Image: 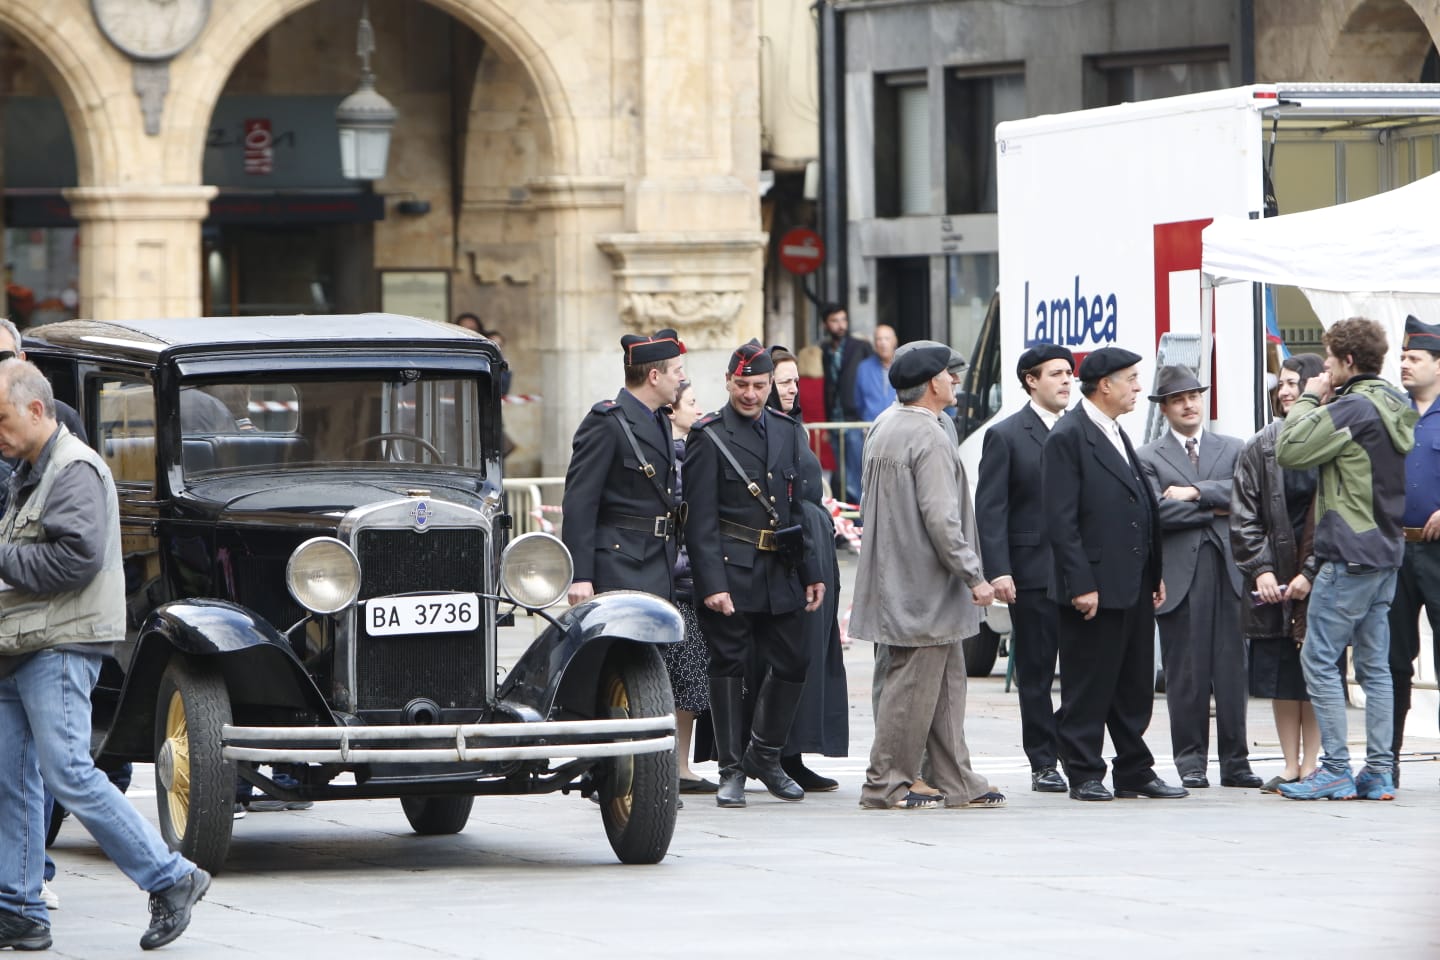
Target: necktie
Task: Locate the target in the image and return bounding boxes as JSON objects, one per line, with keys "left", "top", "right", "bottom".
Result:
{"left": 1185, "top": 437, "right": 1199, "bottom": 469}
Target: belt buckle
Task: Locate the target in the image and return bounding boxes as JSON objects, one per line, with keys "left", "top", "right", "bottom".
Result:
{"left": 756, "top": 529, "right": 775, "bottom": 551}
{"left": 652, "top": 516, "right": 669, "bottom": 538}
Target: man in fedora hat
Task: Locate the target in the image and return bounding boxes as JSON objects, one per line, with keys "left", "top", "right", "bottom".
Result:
{"left": 1137, "top": 365, "right": 1259, "bottom": 789}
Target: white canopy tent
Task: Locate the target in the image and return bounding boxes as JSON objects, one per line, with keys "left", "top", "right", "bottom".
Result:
{"left": 1202, "top": 170, "right": 1440, "bottom": 381}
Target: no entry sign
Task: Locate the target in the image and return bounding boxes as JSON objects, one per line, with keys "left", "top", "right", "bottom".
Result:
{"left": 778, "top": 227, "right": 824, "bottom": 275}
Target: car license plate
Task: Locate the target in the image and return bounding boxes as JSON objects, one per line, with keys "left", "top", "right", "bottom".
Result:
{"left": 365, "top": 594, "right": 480, "bottom": 636}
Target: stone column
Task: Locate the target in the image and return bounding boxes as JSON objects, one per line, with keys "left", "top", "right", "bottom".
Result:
{"left": 63, "top": 186, "right": 217, "bottom": 321}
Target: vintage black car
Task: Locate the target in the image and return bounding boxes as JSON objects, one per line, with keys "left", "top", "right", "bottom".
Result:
{"left": 23, "top": 315, "right": 681, "bottom": 872}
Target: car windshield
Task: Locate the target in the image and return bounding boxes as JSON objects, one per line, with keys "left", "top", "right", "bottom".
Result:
{"left": 177, "top": 374, "right": 487, "bottom": 479}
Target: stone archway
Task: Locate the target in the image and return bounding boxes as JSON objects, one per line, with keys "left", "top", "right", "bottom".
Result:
{"left": 1255, "top": 0, "right": 1440, "bottom": 80}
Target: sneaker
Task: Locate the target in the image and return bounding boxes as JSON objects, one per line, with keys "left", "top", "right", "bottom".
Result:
{"left": 232, "top": 803, "right": 247, "bottom": 820}
{"left": 0, "top": 908, "right": 52, "bottom": 950}
{"left": 1277, "top": 766, "right": 1357, "bottom": 800}
{"left": 246, "top": 798, "right": 314, "bottom": 812}
{"left": 40, "top": 880, "right": 59, "bottom": 910}
{"left": 140, "top": 868, "right": 211, "bottom": 951}
{"left": 1355, "top": 766, "right": 1396, "bottom": 801}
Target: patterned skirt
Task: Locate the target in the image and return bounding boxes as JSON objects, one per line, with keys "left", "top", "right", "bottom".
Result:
{"left": 662, "top": 600, "right": 711, "bottom": 713}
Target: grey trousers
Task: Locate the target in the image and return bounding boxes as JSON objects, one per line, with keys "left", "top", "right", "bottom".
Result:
{"left": 862, "top": 641, "right": 990, "bottom": 807}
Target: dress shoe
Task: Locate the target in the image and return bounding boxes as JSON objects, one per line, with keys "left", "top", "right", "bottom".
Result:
{"left": 1115, "top": 777, "right": 1189, "bottom": 799}
{"left": 140, "top": 868, "right": 210, "bottom": 951}
{"left": 1031, "top": 766, "right": 1067, "bottom": 793}
{"left": 782, "top": 754, "right": 839, "bottom": 792}
{"left": 1068, "top": 779, "right": 1113, "bottom": 801}
{"left": 1220, "top": 771, "right": 1264, "bottom": 789}
{"left": 678, "top": 776, "right": 719, "bottom": 794}
{"left": 0, "top": 908, "right": 52, "bottom": 950}
{"left": 1181, "top": 772, "right": 1210, "bottom": 789}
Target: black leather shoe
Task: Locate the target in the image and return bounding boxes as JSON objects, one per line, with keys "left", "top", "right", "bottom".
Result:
{"left": 1068, "top": 779, "right": 1113, "bottom": 801}
{"left": 1031, "top": 766, "right": 1068, "bottom": 793}
{"left": 0, "top": 908, "right": 52, "bottom": 951}
{"left": 716, "top": 769, "right": 747, "bottom": 808}
{"left": 1115, "top": 777, "right": 1189, "bottom": 799}
{"left": 782, "top": 754, "right": 839, "bottom": 792}
{"left": 1181, "top": 772, "right": 1210, "bottom": 789}
{"left": 1221, "top": 771, "right": 1264, "bottom": 788}
{"left": 140, "top": 868, "right": 210, "bottom": 950}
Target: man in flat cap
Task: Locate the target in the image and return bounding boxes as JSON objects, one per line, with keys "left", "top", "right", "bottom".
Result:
{"left": 684, "top": 340, "right": 826, "bottom": 808}
{"left": 852, "top": 342, "right": 1004, "bottom": 809}
{"left": 1137, "top": 366, "right": 1258, "bottom": 790}
{"left": 1042, "top": 346, "right": 1186, "bottom": 801}
{"left": 1387, "top": 315, "right": 1440, "bottom": 777}
{"left": 975, "top": 342, "right": 1073, "bottom": 794}
{"left": 562, "top": 329, "right": 686, "bottom": 605}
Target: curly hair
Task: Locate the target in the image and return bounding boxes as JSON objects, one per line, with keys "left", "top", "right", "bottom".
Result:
{"left": 1322, "top": 317, "right": 1388, "bottom": 375}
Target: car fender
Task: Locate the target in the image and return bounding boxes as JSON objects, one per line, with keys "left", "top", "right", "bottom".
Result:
{"left": 497, "top": 591, "right": 682, "bottom": 720}
{"left": 97, "top": 599, "right": 333, "bottom": 762}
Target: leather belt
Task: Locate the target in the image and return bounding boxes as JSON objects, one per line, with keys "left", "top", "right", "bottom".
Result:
{"left": 601, "top": 511, "right": 674, "bottom": 538}
{"left": 720, "top": 519, "right": 779, "bottom": 551}
{"left": 1403, "top": 527, "right": 1427, "bottom": 544}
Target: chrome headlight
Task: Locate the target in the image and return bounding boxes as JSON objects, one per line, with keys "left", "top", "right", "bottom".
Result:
{"left": 286, "top": 537, "right": 361, "bottom": 615}
{"left": 500, "top": 532, "right": 573, "bottom": 608}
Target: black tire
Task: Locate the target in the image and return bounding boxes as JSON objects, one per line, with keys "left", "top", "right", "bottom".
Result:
{"left": 963, "top": 623, "right": 1002, "bottom": 677}
{"left": 596, "top": 645, "right": 677, "bottom": 865}
{"left": 45, "top": 801, "right": 66, "bottom": 847}
{"left": 154, "top": 656, "right": 235, "bottom": 874}
{"left": 400, "top": 795, "right": 475, "bottom": 835}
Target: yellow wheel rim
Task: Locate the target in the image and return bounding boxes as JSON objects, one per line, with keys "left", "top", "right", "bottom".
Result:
{"left": 605, "top": 673, "right": 633, "bottom": 826}
{"left": 163, "top": 691, "right": 192, "bottom": 838}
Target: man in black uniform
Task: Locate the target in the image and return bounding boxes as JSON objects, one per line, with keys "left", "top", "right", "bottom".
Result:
{"left": 975, "top": 343, "right": 1073, "bottom": 794}
{"left": 562, "top": 329, "right": 686, "bottom": 604}
{"left": 1041, "top": 346, "right": 1186, "bottom": 802}
{"left": 685, "top": 340, "right": 826, "bottom": 808}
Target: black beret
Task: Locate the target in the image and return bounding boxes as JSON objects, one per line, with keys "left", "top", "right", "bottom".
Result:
{"left": 621, "top": 328, "right": 686, "bottom": 364}
{"left": 889, "top": 341, "right": 952, "bottom": 389}
{"left": 1078, "top": 346, "right": 1143, "bottom": 382}
{"left": 1016, "top": 343, "right": 1074, "bottom": 386}
{"left": 1403, "top": 315, "right": 1440, "bottom": 352}
{"left": 729, "top": 339, "right": 774, "bottom": 377}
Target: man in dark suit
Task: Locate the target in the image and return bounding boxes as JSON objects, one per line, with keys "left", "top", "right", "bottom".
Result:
{"left": 1042, "top": 347, "right": 1187, "bottom": 802}
{"left": 976, "top": 343, "right": 1073, "bottom": 794}
{"left": 686, "top": 340, "right": 826, "bottom": 808}
{"left": 1138, "top": 366, "right": 1260, "bottom": 789}
{"left": 561, "top": 329, "right": 686, "bottom": 603}
{"left": 819, "top": 302, "right": 873, "bottom": 505}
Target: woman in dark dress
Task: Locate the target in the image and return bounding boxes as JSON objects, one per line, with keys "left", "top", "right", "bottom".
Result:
{"left": 1230, "top": 353, "right": 1324, "bottom": 792}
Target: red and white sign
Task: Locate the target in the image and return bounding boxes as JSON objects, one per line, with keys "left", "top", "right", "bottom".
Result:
{"left": 778, "top": 227, "right": 824, "bottom": 275}
{"left": 243, "top": 119, "right": 274, "bottom": 176}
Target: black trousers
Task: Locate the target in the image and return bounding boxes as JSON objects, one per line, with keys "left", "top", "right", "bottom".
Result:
{"left": 1055, "top": 592, "right": 1157, "bottom": 787}
{"left": 1011, "top": 588, "right": 1062, "bottom": 771}
{"left": 1388, "top": 540, "right": 1440, "bottom": 760}
{"left": 698, "top": 607, "right": 809, "bottom": 684}
{"left": 1156, "top": 542, "right": 1251, "bottom": 778}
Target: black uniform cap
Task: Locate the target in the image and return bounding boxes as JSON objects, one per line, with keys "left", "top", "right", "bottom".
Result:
{"left": 1403, "top": 315, "right": 1440, "bottom": 352}
{"left": 729, "top": 339, "right": 774, "bottom": 377}
{"left": 621, "top": 328, "right": 686, "bottom": 364}
{"left": 1077, "top": 346, "right": 1143, "bottom": 382}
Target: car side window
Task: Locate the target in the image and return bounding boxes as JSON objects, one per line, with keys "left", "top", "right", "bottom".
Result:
{"left": 94, "top": 376, "right": 156, "bottom": 488}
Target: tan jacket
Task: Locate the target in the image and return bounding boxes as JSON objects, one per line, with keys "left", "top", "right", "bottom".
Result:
{"left": 849, "top": 405, "right": 984, "bottom": 647}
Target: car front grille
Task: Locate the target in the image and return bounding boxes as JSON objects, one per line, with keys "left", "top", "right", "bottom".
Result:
{"left": 354, "top": 527, "right": 487, "bottom": 711}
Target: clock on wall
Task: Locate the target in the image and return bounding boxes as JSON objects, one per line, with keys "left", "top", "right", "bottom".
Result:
{"left": 92, "top": 0, "right": 211, "bottom": 61}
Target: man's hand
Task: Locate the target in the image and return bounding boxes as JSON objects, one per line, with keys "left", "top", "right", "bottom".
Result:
{"left": 804, "top": 582, "right": 826, "bottom": 612}
{"left": 971, "top": 581, "right": 996, "bottom": 607}
{"left": 1072, "top": 591, "right": 1099, "bottom": 620}
{"left": 704, "top": 591, "right": 735, "bottom": 616}
{"left": 1161, "top": 485, "right": 1201, "bottom": 502}
{"left": 1254, "top": 571, "right": 1284, "bottom": 604}
{"left": 1286, "top": 573, "right": 1312, "bottom": 601}
{"left": 1153, "top": 579, "right": 1167, "bottom": 610}
{"left": 567, "top": 581, "right": 595, "bottom": 606}
{"left": 1304, "top": 373, "right": 1333, "bottom": 402}
{"left": 1425, "top": 509, "right": 1440, "bottom": 542}
{"left": 991, "top": 575, "right": 1017, "bottom": 603}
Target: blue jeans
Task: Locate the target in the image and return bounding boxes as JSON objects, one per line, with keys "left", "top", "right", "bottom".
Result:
{"left": 0, "top": 649, "right": 192, "bottom": 925}
{"left": 1301, "top": 562, "right": 1398, "bottom": 775}
{"left": 828, "top": 427, "right": 865, "bottom": 507}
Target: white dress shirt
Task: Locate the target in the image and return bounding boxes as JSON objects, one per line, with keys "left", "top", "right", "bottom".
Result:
{"left": 1081, "top": 397, "right": 1129, "bottom": 462}
{"left": 1171, "top": 428, "right": 1202, "bottom": 458}
{"left": 1029, "top": 400, "right": 1060, "bottom": 431}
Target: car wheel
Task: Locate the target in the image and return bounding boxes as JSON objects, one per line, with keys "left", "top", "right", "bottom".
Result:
{"left": 596, "top": 645, "right": 677, "bottom": 865}
{"left": 154, "top": 656, "right": 235, "bottom": 874}
{"left": 400, "top": 795, "right": 475, "bottom": 835}
{"left": 45, "top": 801, "right": 67, "bottom": 847}
{"left": 963, "top": 623, "right": 1002, "bottom": 677}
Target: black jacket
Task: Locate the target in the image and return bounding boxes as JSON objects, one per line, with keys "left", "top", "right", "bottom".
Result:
{"left": 560, "top": 390, "right": 678, "bottom": 599}
{"left": 1042, "top": 406, "right": 1163, "bottom": 609}
{"left": 1230, "top": 420, "right": 1317, "bottom": 639}
{"left": 821, "top": 335, "right": 873, "bottom": 421}
{"left": 975, "top": 404, "right": 1053, "bottom": 590}
{"left": 683, "top": 403, "right": 822, "bottom": 613}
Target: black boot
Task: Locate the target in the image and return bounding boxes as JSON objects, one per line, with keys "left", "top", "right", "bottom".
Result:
{"left": 709, "top": 677, "right": 747, "bottom": 808}
{"left": 741, "top": 676, "right": 805, "bottom": 801}
{"left": 782, "top": 753, "right": 839, "bottom": 792}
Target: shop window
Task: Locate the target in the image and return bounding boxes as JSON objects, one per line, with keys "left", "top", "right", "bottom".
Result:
{"left": 945, "top": 65, "right": 1025, "bottom": 214}
{"left": 874, "top": 72, "right": 931, "bottom": 218}
{"left": 1084, "top": 46, "right": 1231, "bottom": 108}
{"left": 4, "top": 228, "right": 80, "bottom": 330}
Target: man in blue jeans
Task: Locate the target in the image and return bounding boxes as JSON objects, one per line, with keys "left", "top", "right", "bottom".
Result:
{"left": 0, "top": 360, "right": 210, "bottom": 951}
{"left": 1275, "top": 317, "right": 1418, "bottom": 801}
